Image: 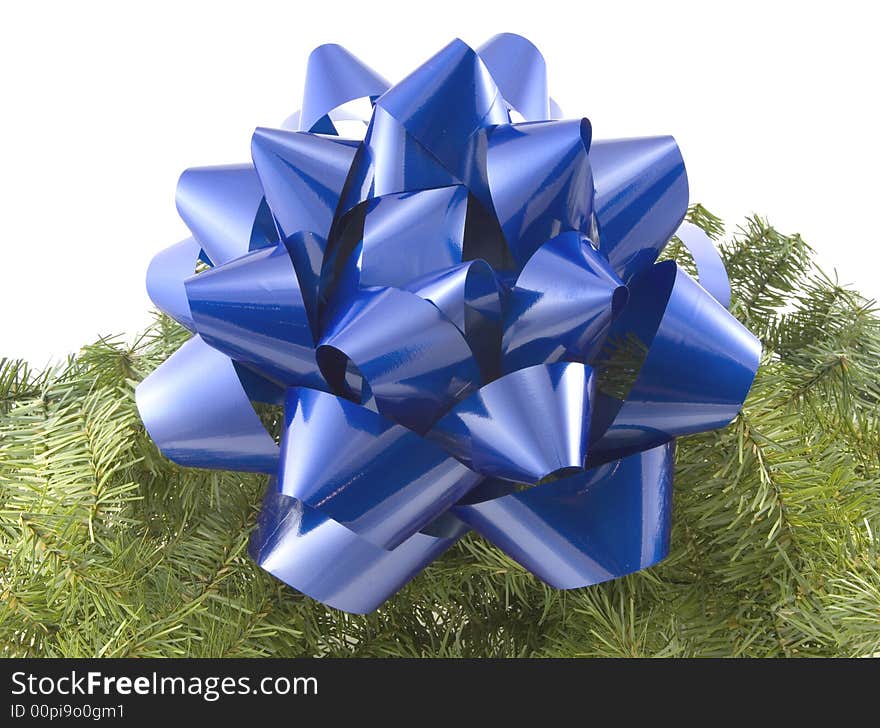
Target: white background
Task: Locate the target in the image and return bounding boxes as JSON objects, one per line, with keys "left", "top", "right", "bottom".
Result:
{"left": 2, "top": 1, "right": 878, "bottom": 365}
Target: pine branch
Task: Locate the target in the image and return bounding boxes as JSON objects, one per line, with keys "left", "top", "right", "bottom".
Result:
{"left": 1, "top": 208, "right": 879, "bottom": 657}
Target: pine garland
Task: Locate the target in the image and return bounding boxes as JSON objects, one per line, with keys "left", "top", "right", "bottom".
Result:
{"left": 1, "top": 206, "right": 878, "bottom": 657}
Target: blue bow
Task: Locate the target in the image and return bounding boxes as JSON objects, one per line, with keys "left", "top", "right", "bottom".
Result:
{"left": 137, "top": 34, "right": 760, "bottom": 614}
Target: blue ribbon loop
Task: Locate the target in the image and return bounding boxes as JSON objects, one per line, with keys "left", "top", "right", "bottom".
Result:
{"left": 429, "top": 362, "right": 593, "bottom": 484}
{"left": 359, "top": 185, "right": 470, "bottom": 288}
{"left": 590, "top": 136, "right": 690, "bottom": 282}
{"left": 145, "top": 236, "right": 201, "bottom": 332}
{"left": 477, "top": 33, "right": 550, "bottom": 121}
{"left": 278, "top": 387, "right": 481, "bottom": 549}
{"left": 250, "top": 128, "right": 359, "bottom": 334}
{"left": 137, "top": 34, "right": 761, "bottom": 614}
{"left": 501, "top": 231, "right": 627, "bottom": 373}
{"left": 136, "top": 336, "right": 279, "bottom": 474}
{"left": 185, "top": 242, "right": 326, "bottom": 391}
{"left": 454, "top": 443, "right": 674, "bottom": 589}
{"left": 675, "top": 220, "right": 733, "bottom": 308}
{"left": 588, "top": 261, "right": 761, "bottom": 465}
{"left": 318, "top": 286, "right": 482, "bottom": 433}
{"left": 175, "top": 164, "right": 277, "bottom": 266}
{"left": 298, "top": 43, "right": 390, "bottom": 134}
{"left": 251, "top": 484, "right": 467, "bottom": 614}
{"left": 487, "top": 118, "right": 593, "bottom": 267}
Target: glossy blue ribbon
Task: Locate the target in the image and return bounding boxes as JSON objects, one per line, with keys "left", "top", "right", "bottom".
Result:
{"left": 137, "top": 34, "right": 761, "bottom": 614}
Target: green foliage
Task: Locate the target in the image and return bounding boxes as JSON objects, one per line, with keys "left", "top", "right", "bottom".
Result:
{"left": 1, "top": 206, "right": 878, "bottom": 657}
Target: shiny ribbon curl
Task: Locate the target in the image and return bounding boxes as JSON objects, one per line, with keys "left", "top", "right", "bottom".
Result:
{"left": 137, "top": 34, "right": 761, "bottom": 614}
